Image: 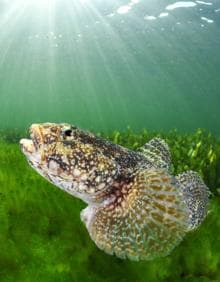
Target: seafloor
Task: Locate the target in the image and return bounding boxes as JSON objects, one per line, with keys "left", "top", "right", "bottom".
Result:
{"left": 0, "top": 129, "right": 219, "bottom": 282}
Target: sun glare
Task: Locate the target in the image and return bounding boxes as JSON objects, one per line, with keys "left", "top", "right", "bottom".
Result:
{"left": 25, "top": 0, "right": 56, "bottom": 9}
{"left": 30, "top": 0, "right": 54, "bottom": 4}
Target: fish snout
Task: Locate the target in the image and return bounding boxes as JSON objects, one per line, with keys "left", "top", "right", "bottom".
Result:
{"left": 20, "top": 138, "right": 35, "bottom": 154}
{"left": 30, "top": 123, "right": 43, "bottom": 141}
{"left": 29, "top": 123, "right": 47, "bottom": 149}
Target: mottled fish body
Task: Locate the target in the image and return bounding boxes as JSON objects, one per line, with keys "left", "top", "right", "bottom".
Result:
{"left": 20, "top": 123, "right": 210, "bottom": 261}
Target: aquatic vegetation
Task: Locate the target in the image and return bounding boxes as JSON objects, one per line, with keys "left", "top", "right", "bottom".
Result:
{"left": 0, "top": 128, "right": 220, "bottom": 281}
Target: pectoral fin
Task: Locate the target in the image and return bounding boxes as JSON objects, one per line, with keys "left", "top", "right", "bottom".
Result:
{"left": 81, "top": 168, "right": 188, "bottom": 261}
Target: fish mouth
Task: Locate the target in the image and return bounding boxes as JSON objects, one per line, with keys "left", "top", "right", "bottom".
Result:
{"left": 20, "top": 124, "right": 44, "bottom": 155}
{"left": 20, "top": 138, "right": 35, "bottom": 154}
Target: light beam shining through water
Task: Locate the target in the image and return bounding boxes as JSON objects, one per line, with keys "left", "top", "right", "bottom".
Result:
{"left": 0, "top": 0, "right": 219, "bottom": 133}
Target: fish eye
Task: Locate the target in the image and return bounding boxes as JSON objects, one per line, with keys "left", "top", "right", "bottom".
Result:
{"left": 63, "top": 129, "right": 72, "bottom": 137}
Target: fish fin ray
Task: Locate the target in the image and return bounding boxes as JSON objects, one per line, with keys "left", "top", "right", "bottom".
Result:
{"left": 176, "top": 171, "right": 210, "bottom": 230}
{"left": 81, "top": 168, "right": 188, "bottom": 261}
{"left": 139, "top": 138, "right": 171, "bottom": 170}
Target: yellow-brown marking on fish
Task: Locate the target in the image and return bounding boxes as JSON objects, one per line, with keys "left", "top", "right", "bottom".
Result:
{"left": 20, "top": 123, "right": 210, "bottom": 261}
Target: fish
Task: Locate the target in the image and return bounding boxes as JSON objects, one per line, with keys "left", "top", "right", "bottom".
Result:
{"left": 20, "top": 123, "right": 210, "bottom": 261}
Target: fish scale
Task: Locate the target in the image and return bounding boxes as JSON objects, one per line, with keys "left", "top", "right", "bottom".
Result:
{"left": 20, "top": 123, "right": 210, "bottom": 261}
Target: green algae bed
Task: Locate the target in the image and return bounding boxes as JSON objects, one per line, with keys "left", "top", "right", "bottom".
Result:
{"left": 0, "top": 129, "right": 220, "bottom": 282}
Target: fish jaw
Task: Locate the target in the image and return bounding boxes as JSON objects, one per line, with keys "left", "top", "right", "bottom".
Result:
{"left": 20, "top": 123, "right": 45, "bottom": 157}
{"left": 20, "top": 138, "right": 35, "bottom": 154}
{"left": 20, "top": 123, "right": 61, "bottom": 167}
{"left": 20, "top": 137, "right": 46, "bottom": 177}
{"left": 20, "top": 138, "right": 42, "bottom": 163}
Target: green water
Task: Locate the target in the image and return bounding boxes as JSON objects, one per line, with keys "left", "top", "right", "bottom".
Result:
{"left": 0, "top": 0, "right": 220, "bottom": 133}
{"left": 0, "top": 1, "right": 220, "bottom": 281}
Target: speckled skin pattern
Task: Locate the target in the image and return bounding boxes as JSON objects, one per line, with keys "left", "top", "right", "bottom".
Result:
{"left": 20, "top": 123, "right": 210, "bottom": 261}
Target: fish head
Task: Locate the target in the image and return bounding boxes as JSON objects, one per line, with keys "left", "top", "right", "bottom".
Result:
{"left": 20, "top": 123, "right": 118, "bottom": 202}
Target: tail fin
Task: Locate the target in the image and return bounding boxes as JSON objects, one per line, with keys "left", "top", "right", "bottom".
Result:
{"left": 176, "top": 171, "right": 210, "bottom": 230}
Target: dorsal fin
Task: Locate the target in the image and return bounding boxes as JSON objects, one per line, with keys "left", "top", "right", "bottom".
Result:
{"left": 139, "top": 138, "right": 171, "bottom": 170}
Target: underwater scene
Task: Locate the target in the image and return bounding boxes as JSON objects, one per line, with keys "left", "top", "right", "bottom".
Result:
{"left": 0, "top": 0, "right": 220, "bottom": 281}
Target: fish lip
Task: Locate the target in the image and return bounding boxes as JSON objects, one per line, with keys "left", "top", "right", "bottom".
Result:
{"left": 20, "top": 124, "right": 43, "bottom": 154}
{"left": 20, "top": 138, "right": 36, "bottom": 154}
{"left": 25, "top": 123, "right": 47, "bottom": 152}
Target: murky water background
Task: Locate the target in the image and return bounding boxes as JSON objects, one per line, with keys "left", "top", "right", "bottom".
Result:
{"left": 0, "top": 2, "right": 220, "bottom": 281}
{"left": 0, "top": 0, "right": 219, "bottom": 133}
